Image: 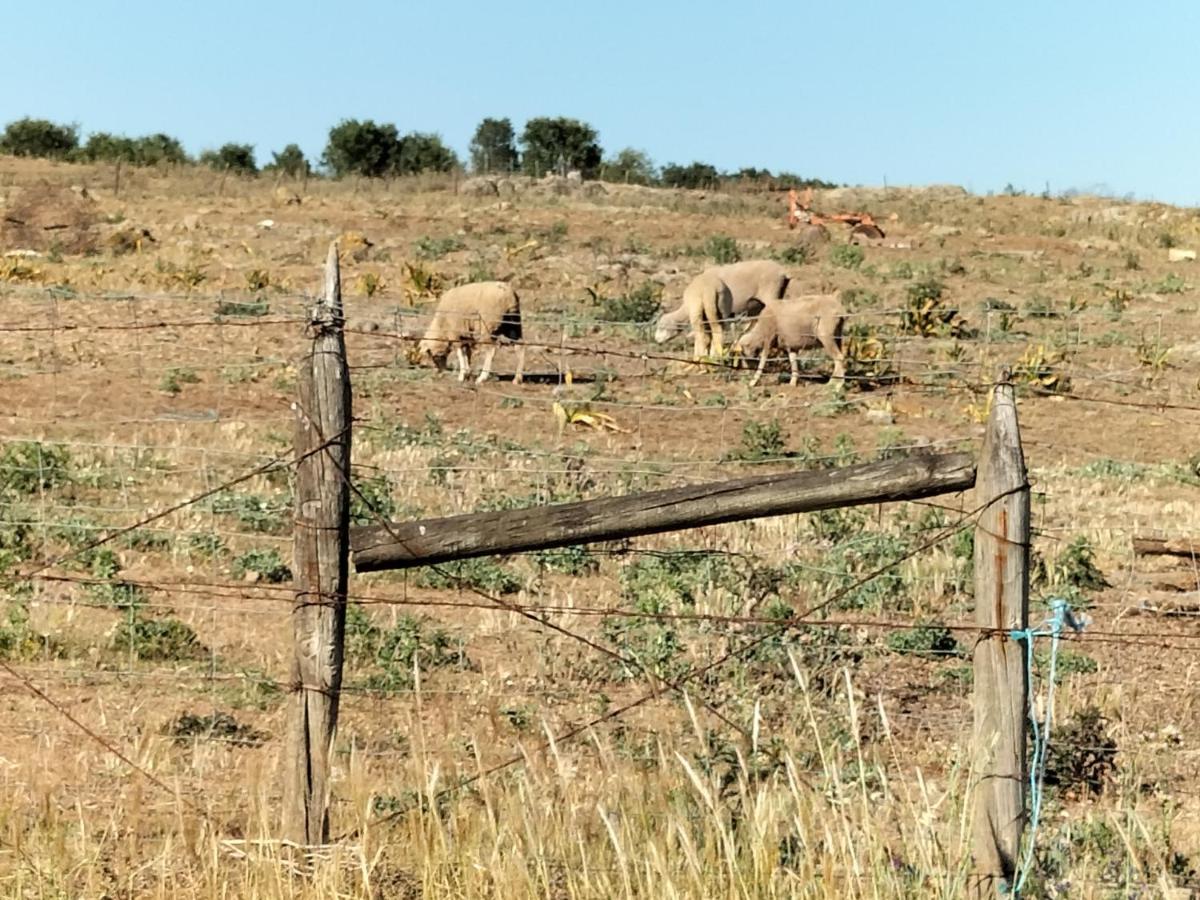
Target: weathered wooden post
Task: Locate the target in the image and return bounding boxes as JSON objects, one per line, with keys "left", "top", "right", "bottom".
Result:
{"left": 970, "top": 373, "right": 1030, "bottom": 896}
{"left": 283, "top": 242, "right": 351, "bottom": 844}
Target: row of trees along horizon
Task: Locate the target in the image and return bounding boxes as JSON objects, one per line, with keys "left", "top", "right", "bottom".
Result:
{"left": 0, "top": 115, "right": 835, "bottom": 192}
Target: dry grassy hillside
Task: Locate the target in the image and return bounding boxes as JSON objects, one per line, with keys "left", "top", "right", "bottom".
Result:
{"left": 1, "top": 157, "right": 1199, "bottom": 898}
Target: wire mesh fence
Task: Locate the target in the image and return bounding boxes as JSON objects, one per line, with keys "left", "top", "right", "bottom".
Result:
{"left": 0, "top": 279, "right": 1198, "bottom": 895}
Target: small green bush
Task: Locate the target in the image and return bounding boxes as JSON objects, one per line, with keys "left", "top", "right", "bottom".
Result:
{"left": 0, "top": 603, "right": 58, "bottom": 660}
{"left": 112, "top": 615, "right": 206, "bottom": 661}
{"left": 414, "top": 235, "right": 465, "bottom": 259}
{"left": 704, "top": 235, "right": 741, "bottom": 265}
{"left": 1044, "top": 706, "right": 1117, "bottom": 796}
{"left": 0, "top": 441, "right": 71, "bottom": 496}
{"left": 414, "top": 557, "right": 522, "bottom": 594}
{"left": 166, "top": 711, "right": 268, "bottom": 746}
{"left": 830, "top": 243, "right": 865, "bottom": 270}
{"left": 725, "top": 419, "right": 786, "bottom": 461}
{"left": 886, "top": 624, "right": 965, "bottom": 658}
{"left": 232, "top": 548, "right": 292, "bottom": 584}
{"left": 209, "top": 491, "right": 289, "bottom": 534}
{"left": 345, "top": 606, "right": 471, "bottom": 690}
{"left": 533, "top": 545, "right": 599, "bottom": 575}
{"left": 350, "top": 473, "right": 397, "bottom": 525}
{"left": 594, "top": 281, "right": 662, "bottom": 323}
{"left": 1052, "top": 536, "right": 1108, "bottom": 592}
{"left": 215, "top": 299, "right": 270, "bottom": 318}
{"left": 266, "top": 144, "right": 309, "bottom": 178}
{"left": 774, "top": 245, "right": 813, "bottom": 266}
{"left": 159, "top": 367, "right": 200, "bottom": 395}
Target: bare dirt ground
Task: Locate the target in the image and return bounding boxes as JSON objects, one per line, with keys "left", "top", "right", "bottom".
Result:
{"left": 1, "top": 157, "right": 1199, "bottom": 897}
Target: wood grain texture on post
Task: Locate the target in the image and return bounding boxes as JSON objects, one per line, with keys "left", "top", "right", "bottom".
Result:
{"left": 351, "top": 452, "right": 976, "bottom": 572}
{"left": 283, "top": 242, "right": 351, "bottom": 845}
{"left": 970, "top": 376, "right": 1030, "bottom": 897}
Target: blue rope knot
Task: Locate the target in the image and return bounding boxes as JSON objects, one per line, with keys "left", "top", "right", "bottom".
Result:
{"left": 1006, "top": 597, "right": 1085, "bottom": 896}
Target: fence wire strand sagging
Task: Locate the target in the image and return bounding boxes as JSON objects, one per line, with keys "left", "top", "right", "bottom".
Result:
{"left": 1, "top": 277, "right": 1199, "bottom": 892}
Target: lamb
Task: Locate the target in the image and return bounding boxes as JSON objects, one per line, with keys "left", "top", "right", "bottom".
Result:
{"left": 416, "top": 281, "right": 526, "bottom": 384}
{"left": 732, "top": 293, "right": 847, "bottom": 387}
{"left": 652, "top": 270, "right": 735, "bottom": 360}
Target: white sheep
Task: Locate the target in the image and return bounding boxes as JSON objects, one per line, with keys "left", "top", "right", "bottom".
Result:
{"left": 732, "top": 293, "right": 847, "bottom": 387}
{"left": 652, "top": 270, "right": 735, "bottom": 360}
{"left": 711, "top": 259, "right": 790, "bottom": 316}
{"left": 417, "top": 281, "right": 526, "bottom": 383}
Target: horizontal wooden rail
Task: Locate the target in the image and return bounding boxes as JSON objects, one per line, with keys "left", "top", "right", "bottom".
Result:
{"left": 351, "top": 451, "right": 976, "bottom": 572}
{"left": 1133, "top": 537, "right": 1200, "bottom": 558}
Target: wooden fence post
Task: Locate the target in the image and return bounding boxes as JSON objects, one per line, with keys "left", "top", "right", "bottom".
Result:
{"left": 970, "top": 373, "right": 1030, "bottom": 896}
{"left": 283, "top": 242, "right": 351, "bottom": 845}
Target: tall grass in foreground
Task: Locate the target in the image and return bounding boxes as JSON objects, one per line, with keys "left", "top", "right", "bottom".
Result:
{"left": 0, "top": 658, "right": 1190, "bottom": 898}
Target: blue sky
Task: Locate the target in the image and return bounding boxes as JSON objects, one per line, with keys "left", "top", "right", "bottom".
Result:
{"left": 4, "top": 1, "right": 1196, "bottom": 203}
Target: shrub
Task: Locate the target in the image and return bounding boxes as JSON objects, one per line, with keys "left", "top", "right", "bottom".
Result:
{"left": 232, "top": 548, "right": 292, "bottom": 584}
{"left": 725, "top": 419, "right": 786, "bottom": 461}
{"left": 80, "top": 132, "right": 137, "bottom": 163}
{"left": 599, "top": 148, "right": 657, "bottom": 185}
{"left": 159, "top": 367, "right": 200, "bottom": 395}
{"left": 209, "top": 491, "right": 289, "bottom": 534}
{"left": 323, "top": 120, "right": 457, "bottom": 178}
{"left": 593, "top": 281, "right": 662, "bottom": 322}
{"left": 620, "top": 551, "right": 739, "bottom": 609}
{"left": 1044, "top": 706, "right": 1117, "bottom": 796}
{"left": 1052, "top": 536, "right": 1108, "bottom": 592}
{"left": 266, "top": 143, "right": 309, "bottom": 178}
{"left": 394, "top": 132, "right": 458, "bottom": 175}
{"left": 131, "top": 133, "right": 188, "bottom": 166}
{"left": 112, "top": 615, "right": 206, "bottom": 661}
{"left": 322, "top": 119, "right": 401, "bottom": 178}
{"left": 414, "top": 235, "right": 465, "bottom": 260}
{"left": 886, "top": 624, "right": 965, "bottom": 658}
{"left": 704, "top": 235, "right": 741, "bottom": 264}
{"left": 350, "top": 473, "right": 396, "bottom": 525}
{"left": 217, "top": 298, "right": 270, "bottom": 320}
{"left": 0, "top": 118, "right": 78, "bottom": 159}
{"left": 0, "top": 440, "right": 71, "bottom": 496}
{"left": 414, "top": 558, "right": 522, "bottom": 594}
{"left": 901, "top": 278, "right": 970, "bottom": 337}
{"left": 830, "top": 243, "right": 865, "bottom": 270}
{"left": 774, "top": 245, "right": 812, "bottom": 265}
{"left": 533, "top": 545, "right": 599, "bottom": 576}
{"left": 819, "top": 530, "right": 912, "bottom": 611}
{"left": 469, "top": 117, "right": 518, "bottom": 174}
{"left": 199, "top": 143, "right": 258, "bottom": 175}
{"left": 660, "top": 161, "right": 720, "bottom": 189}
{"left": 520, "top": 117, "right": 602, "bottom": 178}
{"left": 345, "top": 606, "right": 470, "bottom": 690}
{"left": 166, "top": 711, "right": 268, "bottom": 747}
{"left": 0, "top": 602, "right": 58, "bottom": 660}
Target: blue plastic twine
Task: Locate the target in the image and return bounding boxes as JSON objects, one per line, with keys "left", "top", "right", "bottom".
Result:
{"left": 1002, "top": 597, "right": 1084, "bottom": 896}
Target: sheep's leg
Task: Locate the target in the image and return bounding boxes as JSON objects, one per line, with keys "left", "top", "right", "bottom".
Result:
{"left": 512, "top": 343, "right": 526, "bottom": 385}
{"left": 709, "top": 316, "right": 725, "bottom": 359}
{"left": 819, "top": 332, "right": 847, "bottom": 383}
{"left": 475, "top": 344, "right": 498, "bottom": 383}
{"left": 749, "top": 347, "right": 771, "bottom": 387}
{"left": 455, "top": 344, "right": 470, "bottom": 382}
{"left": 690, "top": 310, "right": 708, "bottom": 362}
{"left": 787, "top": 350, "right": 800, "bottom": 386}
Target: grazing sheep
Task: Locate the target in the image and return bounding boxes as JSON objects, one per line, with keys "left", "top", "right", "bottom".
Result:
{"left": 417, "top": 281, "right": 526, "bottom": 383}
{"left": 711, "top": 259, "right": 790, "bottom": 317}
{"left": 653, "top": 271, "right": 735, "bottom": 360}
{"left": 732, "top": 293, "right": 847, "bottom": 387}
